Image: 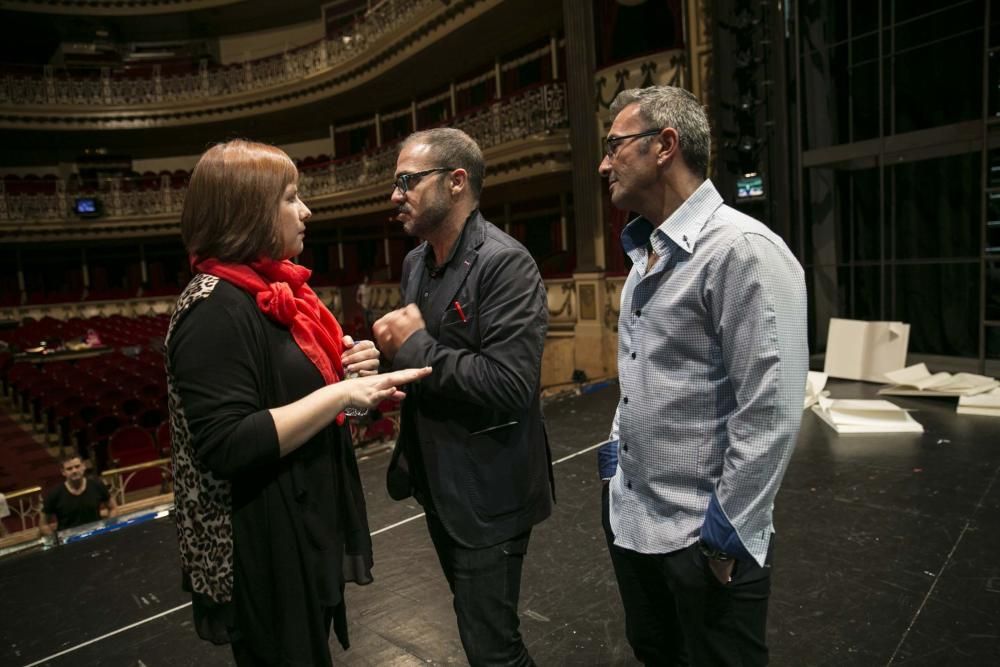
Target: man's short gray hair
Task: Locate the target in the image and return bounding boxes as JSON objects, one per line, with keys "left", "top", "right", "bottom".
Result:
{"left": 401, "top": 128, "right": 486, "bottom": 200}
{"left": 610, "top": 86, "right": 710, "bottom": 178}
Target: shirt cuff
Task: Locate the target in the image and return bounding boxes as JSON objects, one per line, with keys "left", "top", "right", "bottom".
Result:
{"left": 597, "top": 439, "right": 619, "bottom": 480}
{"left": 700, "top": 493, "right": 754, "bottom": 562}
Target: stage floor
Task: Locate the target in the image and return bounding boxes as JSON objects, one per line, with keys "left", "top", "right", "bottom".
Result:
{"left": 3, "top": 379, "right": 998, "bottom": 666}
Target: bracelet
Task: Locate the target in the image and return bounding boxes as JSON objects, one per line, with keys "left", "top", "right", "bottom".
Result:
{"left": 698, "top": 539, "right": 733, "bottom": 561}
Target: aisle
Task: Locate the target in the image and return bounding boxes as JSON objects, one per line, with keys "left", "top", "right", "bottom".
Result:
{"left": 0, "top": 403, "right": 59, "bottom": 494}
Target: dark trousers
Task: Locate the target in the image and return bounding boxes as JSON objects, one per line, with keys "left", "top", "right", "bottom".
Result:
{"left": 602, "top": 484, "right": 772, "bottom": 667}
{"left": 229, "top": 607, "right": 334, "bottom": 666}
{"left": 425, "top": 511, "right": 535, "bottom": 667}
{"left": 231, "top": 640, "right": 270, "bottom": 666}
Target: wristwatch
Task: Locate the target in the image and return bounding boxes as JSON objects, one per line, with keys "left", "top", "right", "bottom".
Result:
{"left": 698, "top": 539, "right": 733, "bottom": 561}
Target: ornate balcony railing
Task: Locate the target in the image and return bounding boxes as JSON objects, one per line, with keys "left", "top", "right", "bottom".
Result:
{"left": 0, "top": 0, "right": 434, "bottom": 109}
{"left": 300, "top": 83, "right": 567, "bottom": 199}
{"left": 0, "top": 485, "right": 43, "bottom": 535}
{"left": 102, "top": 458, "right": 173, "bottom": 506}
{"left": 0, "top": 82, "right": 568, "bottom": 225}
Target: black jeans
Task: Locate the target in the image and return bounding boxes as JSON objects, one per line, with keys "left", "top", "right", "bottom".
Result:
{"left": 425, "top": 511, "right": 535, "bottom": 667}
{"left": 231, "top": 640, "right": 270, "bottom": 666}
{"left": 602, "top": 484, "right": 772, "bottom": 667}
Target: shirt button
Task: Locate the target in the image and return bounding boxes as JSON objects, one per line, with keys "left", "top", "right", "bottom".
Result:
{"left": 635, "top": 309, "right": 642, "bottom": 317}
{"left": 623, "top": 397, "right": 628, "bottom": 404}
{"left": 631, "top": 352, "right": 636, "bottom": 360}
{"left": 423, "top": 291, "right": 429, "bottom": 297}
{"left": 626, "top": 480, "right": 632, "bottom": 489}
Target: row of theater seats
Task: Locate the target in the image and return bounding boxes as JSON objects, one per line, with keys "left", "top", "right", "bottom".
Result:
{"left": 2, "top": 171, "right": 190, "bottom": 195}
{"left": 0, "top": 58, "right": 206, "bottom": 80}
{"left": 2, "top": 156, "right": 337, "bottom": 197}
{"left": 1, "top": 310, "right": 403, "bottom": 502}
{"left": 1, "top": 315, "right": 170, "bottom": 492}
{"left": 5, "top": 314, "right": 169, "bottom": 351}
{"left": 9, "top": 287, "right": 181, "bottom": 308}
{"left": 295, "top": 155, "right": 333, "bottom": 170}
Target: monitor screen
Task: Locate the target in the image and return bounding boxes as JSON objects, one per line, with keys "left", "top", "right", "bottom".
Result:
{"left": 736, "top": 174, "right": 765, "bottom": 200}
{"left": 74, "top": 197, "right": 100, "bottom": 217}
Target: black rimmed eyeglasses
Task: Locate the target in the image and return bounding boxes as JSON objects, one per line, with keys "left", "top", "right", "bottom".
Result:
{"left": 604, "top": 129, "right": 663, "bottom": 159}
{"left": 392, "top": 167, "right": 455, "bottom": 194}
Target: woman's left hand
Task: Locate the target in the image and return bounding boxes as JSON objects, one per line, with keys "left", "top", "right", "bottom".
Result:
{"left": 341, "top": 335, "right": 380, "bottom": 376}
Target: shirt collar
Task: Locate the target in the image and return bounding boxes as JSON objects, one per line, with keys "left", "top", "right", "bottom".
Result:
{"left": 422, "top": 209, "right": 477, "bottom": 275}
{"left": 620, "top": 179, "right": 724, "bottom": 262}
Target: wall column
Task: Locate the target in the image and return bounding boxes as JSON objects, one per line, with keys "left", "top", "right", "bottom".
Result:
{"left": 562, "top": 0, "right": 609, "bottom": 381}
{"left": 562, "top": 0, "right": 603, "bottom": 273}
{"left": 550, "top": 33, "right": 559, "bottom": 80}
{"left": 494, "top": 58, "right": 502, "bottom": 98}
{"left": 16, "top": 248, "right": 26, "bottom": 305}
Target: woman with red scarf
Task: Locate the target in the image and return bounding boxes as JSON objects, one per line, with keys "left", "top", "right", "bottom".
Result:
{"left": 166, "top": 139, "right": 430, "bottom": 666}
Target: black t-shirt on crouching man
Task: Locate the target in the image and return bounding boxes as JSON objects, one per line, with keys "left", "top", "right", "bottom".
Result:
{"left": 42, "top": 478, "right": 110, "bottom": 530}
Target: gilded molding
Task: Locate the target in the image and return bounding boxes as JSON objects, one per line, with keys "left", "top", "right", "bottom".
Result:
{"left": 595, "top": 50, "right": 687, "bottom": 108}
{"left": 594, "top": 49, "right": 687, "bottom": 127}
{"left": 546, "top": 278, "right": 576, "bottom": 331}
{"left": 603, "top": 276, "right": 625, "bottom": 331}
{"left": 0, "top": 0, "right": 240, "bottom": 15}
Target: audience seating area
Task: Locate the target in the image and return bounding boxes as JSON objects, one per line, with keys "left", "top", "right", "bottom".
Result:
{"left": 2, "top": 170, "right": 190, "bottom": 196}
{"left": 1, "top": 314, "right": 169, "bottom": 485}
{"left": 0, "top": 309, "right": 402, "bottom": 538}
{"left": 1, "top": 152, "right": 372, "bottom": 200}
{"left": 2, "top": 158, "right": 333, "bottom": 197}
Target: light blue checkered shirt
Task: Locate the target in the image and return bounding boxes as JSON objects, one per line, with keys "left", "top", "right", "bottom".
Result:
{"left": 605, "top": 179, "right": 807, "bottom": 567}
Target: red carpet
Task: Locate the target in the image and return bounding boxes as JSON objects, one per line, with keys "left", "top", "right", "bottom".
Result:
{"left": 0, "top": 407, "right": 60, "bottom": 494}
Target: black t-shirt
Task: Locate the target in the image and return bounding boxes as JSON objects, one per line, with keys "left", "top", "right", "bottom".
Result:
{"left": 42, "top": 478, "right": 110, "bottom": 530}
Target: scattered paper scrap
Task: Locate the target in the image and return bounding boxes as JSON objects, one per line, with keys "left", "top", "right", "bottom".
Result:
{"left": 879, "top": 363, "right": 998, "bottom": 397}
{"left": 811, "top": 397, "right": 924, "bottom": 435}
{"left": 804, "top": 371, "right": 830, "bottom": 409}
{"left": 957, "top": 387, "right": 1000, "bottom": 418}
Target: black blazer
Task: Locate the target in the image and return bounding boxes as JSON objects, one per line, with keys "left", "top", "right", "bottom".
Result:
{"left": 387, "top": 211, "right": 554, "bottom": 548}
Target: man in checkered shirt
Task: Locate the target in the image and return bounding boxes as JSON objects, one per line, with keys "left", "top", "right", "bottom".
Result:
{"left": 597, "top": 86, "right": 808, "bottom": 665}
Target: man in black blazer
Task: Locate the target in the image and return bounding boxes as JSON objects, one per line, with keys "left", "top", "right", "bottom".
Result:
{"left": 373, "top": 127, "right": 553, "bottom": 666}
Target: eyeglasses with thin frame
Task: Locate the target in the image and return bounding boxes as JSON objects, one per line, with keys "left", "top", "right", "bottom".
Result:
{"left": 604, "top": 129, "right": 663, "bottom": 159}
{"left": 392, "top": 167, "right": 455, "bottom": 194}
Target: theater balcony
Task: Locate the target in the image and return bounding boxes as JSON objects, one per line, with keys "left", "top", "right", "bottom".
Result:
{"left": 0, "top": 81, "right": 569, "bottom": 241}
{"left": 0, "top": 0, "right": 563, "bottom": 132}
{"left": 0, "top": 0, "right": 243, "bottom": 15}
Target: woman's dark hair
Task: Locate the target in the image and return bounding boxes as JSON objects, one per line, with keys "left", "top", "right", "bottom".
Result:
{"left": 181, "top": 139, "right": 299, "bottom": 263}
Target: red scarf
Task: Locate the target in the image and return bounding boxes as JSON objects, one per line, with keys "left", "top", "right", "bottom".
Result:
{"left": 196, "top": 257, "right": 346, "bottom": 423}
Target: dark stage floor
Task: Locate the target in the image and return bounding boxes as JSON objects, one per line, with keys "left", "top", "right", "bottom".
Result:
{"left": 3, "top": 379, "right": 999, "bottom": 666}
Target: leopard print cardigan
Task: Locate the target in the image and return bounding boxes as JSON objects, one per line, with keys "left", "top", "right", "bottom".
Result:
{"left": 165, "top": 274, "right": 234, "bottom": 603}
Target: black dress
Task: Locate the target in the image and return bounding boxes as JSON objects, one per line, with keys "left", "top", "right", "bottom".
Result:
{"left": 168, "top": 278, "right": 372, "bottom": 666}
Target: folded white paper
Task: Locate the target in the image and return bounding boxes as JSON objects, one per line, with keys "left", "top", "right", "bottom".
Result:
{"left": 824, "top": 318, "right": 910, "bottom": 383}
{"left": 879, "top": 363, "right": 999, "bottom": 397}
{"left": 804, "top": 371, "right": 830, "bottom": 409}
{"left": 812, "top": 397, "right": 924, "bottom": 434}
{"left": 957, "top": 387, "right": 1000, "bottom": 417}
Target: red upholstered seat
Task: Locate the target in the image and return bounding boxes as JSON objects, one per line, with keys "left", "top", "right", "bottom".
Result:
{"left": 120, "top": 396, "right": 146, "bottom": 420}
{"left": 137, "top": 406, "right": 165, "bottom": 431}
{"left": 107, "top": 425, "right": 163, "bottom": 491}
